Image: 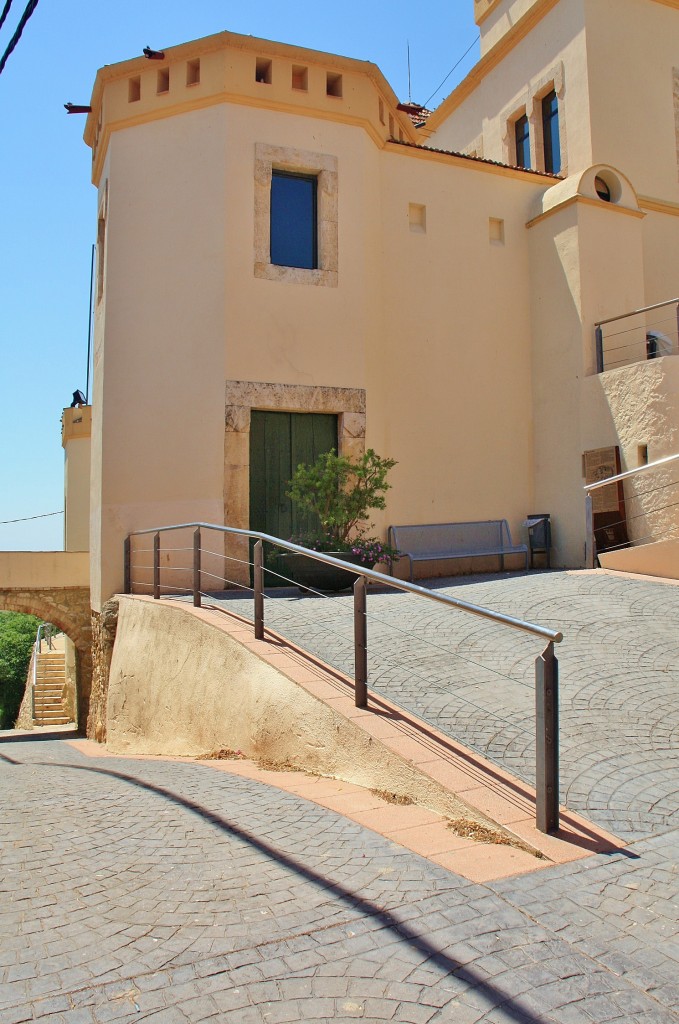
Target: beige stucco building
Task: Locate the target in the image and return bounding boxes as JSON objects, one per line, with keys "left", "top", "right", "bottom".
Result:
{"left": 78, "top": 0, "right": 679, "bottom": 614}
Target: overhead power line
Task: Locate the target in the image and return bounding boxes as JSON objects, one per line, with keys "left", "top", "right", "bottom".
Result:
{"left": 0, "top": 0, "right": 40, "bottom": 78}
{"left": 423, "top": 35, "right": 480, "bottom": 109}
{"left": 0, "top": 0, "right": 15, "bottom": 33}
{"left": 0, "top": 510, "right": 63, "bottom": 525}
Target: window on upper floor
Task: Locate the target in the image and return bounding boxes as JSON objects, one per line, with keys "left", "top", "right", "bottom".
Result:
{"left": 270, "top": 170, "right": 318, "bottom": 270}
{"left": 254, "top": 143, "right": 337, "bottom": 287}
{"left": 542, "top": 89, "right": 561, "bottom": 174}
{"left": 514, "top": 115, "right": 531, "bottom": 169}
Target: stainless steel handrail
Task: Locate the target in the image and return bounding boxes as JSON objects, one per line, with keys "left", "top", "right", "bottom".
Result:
{"left": 594, "top": 297, "right": 679, "bottom": 329}
{"left": 584, "top": 452, "right": 679, "bottom": 492}
{"left": 594, "top": 298, "right": 679, "bottom": 373}
{"left": 31, "top": 623, "right": 51, "bottom": 721}
{"left": 31, "top": 636, "right": 38, "bottom": 722}
{"left": 127, "top": 521, "right": 562, "bottom": 644}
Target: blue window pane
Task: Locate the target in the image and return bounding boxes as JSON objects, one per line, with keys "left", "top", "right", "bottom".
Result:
{"left": 542, "top": 90, "right": 561, "bottom": 174}
{"left": 515, "top": 115, "right": 530, "bottom": 169}
{"left": 270, "top": 171, "right": 318, "bottom": 269}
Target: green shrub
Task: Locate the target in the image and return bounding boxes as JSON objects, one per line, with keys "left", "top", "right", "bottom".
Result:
{"left": 0, "top": 612, "right": 41, "bottom": 729}
{"left": 287, "top": 448, "right": 397, "bottom": 548}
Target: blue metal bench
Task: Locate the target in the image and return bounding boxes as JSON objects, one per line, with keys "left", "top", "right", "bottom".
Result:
{"left": 387, "top": 520, "right": 529, "bottom": 581}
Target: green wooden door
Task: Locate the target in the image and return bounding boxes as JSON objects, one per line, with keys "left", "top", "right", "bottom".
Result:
{"left": 249, "top": 411, "right": 338, "bottom": 583}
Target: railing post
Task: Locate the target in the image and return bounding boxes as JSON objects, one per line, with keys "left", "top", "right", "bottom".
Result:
{"left": 254, "top": 540, "right": 264, "bottom": 640}
{"left": 193, "top": 528, "right": 201, "bottom": 608}
{"left": 354, "top": 576, "right": 368, "bottom": 708}
{"left": 584, "top": 492, "right": 595, "bottom": 569}
{"left": 595, "top": 325, "right": 604, "bottom": 374}
{"left": 153, "top": 532, "right": 160, "bottom": 600}
{"left": 31, "top": 638, "right": 37, "bottom": 721}
{"left": 124, "top": 536, "right": 131, "bottom": 594}
{"left": 535, "top": 641, "right": 559, "bottom": 834}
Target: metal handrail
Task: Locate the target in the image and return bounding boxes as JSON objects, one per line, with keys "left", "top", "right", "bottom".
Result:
{"left": 125, "top": 521, "right": 563, "bottom": 833}
{"left": 594, "top": 296, "right": 679, "bottom": 329}
{"left": 594, "top": 298, "right": 679, "bottom": 373}
{"left": 584, "top": 452, "right": 679, "bottom": 492}
{"left": 584, "top": 452, "right": 679, "bottom": 567}
{"left": 31, "top": 623, "right": 52, "bottom": 721}
{"left": 127, "top": 522, "right": 562, "bottom": 644}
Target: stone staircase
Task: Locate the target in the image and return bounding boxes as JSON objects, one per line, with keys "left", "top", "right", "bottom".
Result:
{"left": 33, "top": 650, "right": 72, "bottom": 726}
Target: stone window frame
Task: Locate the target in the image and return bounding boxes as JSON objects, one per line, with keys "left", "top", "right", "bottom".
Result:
{"left": 254, "top": 143, "right": 338, "bottom": 287}
{"left": 530, "top": 62, "right": 567, "bottom": 175}
{"left": 464, "top": 133, "right": 485, "bottom": 160}
{"left": 501, "top": 92, "right": 532, "bottom": 168}
{"left": 501, "top": 62, "right": 566, "bottom": 175}
{"left": 513, "top": 111, "right": 531, "bottom": 169}
{"left": 224, "top": 380, "right": 365, "bottom": 583}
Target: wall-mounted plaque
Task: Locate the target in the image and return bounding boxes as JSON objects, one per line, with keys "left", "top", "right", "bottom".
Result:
{"left": 584, "top": 447, "right": 619, "bottom": 513}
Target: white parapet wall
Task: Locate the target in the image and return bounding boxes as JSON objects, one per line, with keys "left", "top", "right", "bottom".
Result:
{"left": 0, "top": 551, "right": 90, "bottom": 590}
{"left": 599, "top": 538, "right": 679, "bottom": 582}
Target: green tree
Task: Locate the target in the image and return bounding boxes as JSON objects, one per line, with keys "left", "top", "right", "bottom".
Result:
{"left": 0, "top": 612, "right": 41, "bottom": 729}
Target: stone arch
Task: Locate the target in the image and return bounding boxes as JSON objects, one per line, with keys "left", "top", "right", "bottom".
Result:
{"left": 0, "top": 588, "right": 92, "bottom": 731}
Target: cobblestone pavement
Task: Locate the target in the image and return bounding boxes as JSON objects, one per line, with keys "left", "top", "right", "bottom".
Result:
{"left": 206, "top": 570, "right": 679, "bottom": 842}
{"left": 1, "top": 736, "right": 678, "bottom": 1024}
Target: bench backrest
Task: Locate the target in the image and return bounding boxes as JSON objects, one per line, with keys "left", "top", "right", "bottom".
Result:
{"left": 389, "top": 520, "right": 514, "bottom": 555}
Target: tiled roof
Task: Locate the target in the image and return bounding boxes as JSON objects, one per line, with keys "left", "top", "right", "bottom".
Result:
{"left": 387, "top": 137, "right": 563, "bottom": 179}
{"left": 396, "top": 103, "right": 433, "bottom": 129}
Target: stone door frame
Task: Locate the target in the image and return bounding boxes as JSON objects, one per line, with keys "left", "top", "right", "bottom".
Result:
{"left": 224, "top": 381, "right": 366, "bottom": 585}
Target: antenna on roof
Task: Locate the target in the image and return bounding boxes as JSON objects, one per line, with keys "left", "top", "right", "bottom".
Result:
{"left": 407, "top": 41, "right": 412, "bottom": 103}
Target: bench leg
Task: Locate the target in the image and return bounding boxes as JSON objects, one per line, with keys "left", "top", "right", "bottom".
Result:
{"left": 500, "top": 553, "right": 505, "bottom": 572}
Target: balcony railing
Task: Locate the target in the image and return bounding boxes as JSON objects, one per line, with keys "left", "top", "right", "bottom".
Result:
{"left": 594, "top": 298, "right": 679, "bottom": 373}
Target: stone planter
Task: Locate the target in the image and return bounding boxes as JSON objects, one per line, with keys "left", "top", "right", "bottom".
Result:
{"left": 279, "top": 551, "right": 372, "bottom": 593}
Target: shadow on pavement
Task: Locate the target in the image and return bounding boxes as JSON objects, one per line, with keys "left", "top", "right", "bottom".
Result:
{"left": 0, "top": 728, "right": 80, "bottom": 743}
{"left": 3, "top": 745, "right": 625, "bottom": 1024}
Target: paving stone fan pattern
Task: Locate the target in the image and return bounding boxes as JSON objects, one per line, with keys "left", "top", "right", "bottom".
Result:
{"left": 1, "top": 738, "right": 678, "bottom": 1023}
{"left": 216, "top": 571, "right": 679, "bottom": 841}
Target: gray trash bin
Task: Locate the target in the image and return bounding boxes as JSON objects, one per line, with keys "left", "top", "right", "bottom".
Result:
{"left": 524, "top": 514, "right": 551, "bottom": 569}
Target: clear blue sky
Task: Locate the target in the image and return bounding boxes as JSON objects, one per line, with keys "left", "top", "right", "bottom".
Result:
{"left": 0, "top": 0, "right": 479, "bottom": 551}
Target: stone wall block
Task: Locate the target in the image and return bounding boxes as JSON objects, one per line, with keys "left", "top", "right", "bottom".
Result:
{"left": 341, "top": 412, "right": 367, "bottom": 439}
{"left": 340, "top": 437, "right": 366, "bottom": 462}
{"left": 225, "top": 406, "right": 250, "bottom": 433}
{"left": 224, "top": 464, "right": 250, "bottom": 530}
{"left": 224, "top": 535, "right": 250, "bottom": 587}
{"left": 87, "top": 599, "right": 119, "bottom": 743}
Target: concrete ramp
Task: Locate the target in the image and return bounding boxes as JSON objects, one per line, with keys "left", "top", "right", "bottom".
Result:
{"left": 106, "top": 595, "right": 619, "bottom": 868}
